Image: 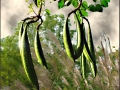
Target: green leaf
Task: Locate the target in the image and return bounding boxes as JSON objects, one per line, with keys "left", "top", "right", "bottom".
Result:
{"left": 81, "top": 9, "right": 88, "bottom": 17}
{"left": 28, "top": 3, "right": 34, "bottom": 14}
{"left": 82, "top": 1, "right": 88, "bottom": 9}
{"left": 45, "top": 9, "right": 51, "bottom": 15}
{"left": 105, "top": 0, "right": 110, "bottom": 2}
{"left": 71, "top": 0, "right": 78, "bottom": 8}
{"left": 28, "top": 9, "right": 34, "bottom": 15}
{"left": 100, "top": 0, "right": 108, "bottom": 7}
{"left": 80, "top": 6, "right": 85, "bottom": 10}
{"left": 93, "top": 0, "right": 97, "bottom": 2}
{"left": 28, "top": 3, "right": 33, "bottom": 8}
{"left": 37, "top": 0, "right": 41, "bottom": 7}
{"left": 58, "top": 0, "right": 64, "bottom": 9}
{"left": 95, "top": 4, "right": 103, "bottom": 12}
{"left": 88, "top": 5, "right": 95, "bottom": 12}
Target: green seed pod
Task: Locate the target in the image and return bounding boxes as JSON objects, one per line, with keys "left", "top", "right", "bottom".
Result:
{"left": 83, "top": 36, "right": 96, "bottom": 77}
{"left": 87, "top": 20, "right": 97, "bottom": 76}
{"left": 63, "top": 16, "right": 75, "bottom": 62}
{"left": 79, "top": 53, "right": 87, "bottom": 79}
{"left": 19, "top": 21, "right": 25, "bottom": 50}
{"left": 20, "top": 24, "right": 39, "bottom": 89}
{"left": 74, "top": 13, "right": 85, "bottom": 59}
{"left": 34, "top": 30, "right": 48, "bottom": 69}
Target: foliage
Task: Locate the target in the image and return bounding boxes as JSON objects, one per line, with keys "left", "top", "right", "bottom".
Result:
{"left": 0, "top": 35, "right": 35, "bottom": 89}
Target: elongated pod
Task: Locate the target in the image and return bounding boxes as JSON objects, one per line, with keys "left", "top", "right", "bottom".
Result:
{"left": 83, "top": 34, "right": 96, "bottom": 77}
{"left": 19, "top": 21, "right": 25, "bottom": 50}
{"left": 34, "top": 30, "right": 48, "bottom": 69}
{"left": 63, "top": 16, "right": 75, "bottom": 62}
{"left": 86, "top": 19, "right": 97, "bottom": 76}
{"left": 20, "top": 24, "right": 39, "bottom": 89}
{"left": 74, "top": 13, "right": 85, "bottom": 59}
{"left": 79, "top": 53, "right": 87, "bottom": 79}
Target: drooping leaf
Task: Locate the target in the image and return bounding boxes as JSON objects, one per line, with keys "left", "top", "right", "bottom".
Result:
{"left": 95, "top": 4, "right": 103, "bottom": 12}
{"left": 45, "top": 9, "right": 51, "bottom": 15}
{"left": 80, "top": 4, "right": 88, "bottom": 17}
{"left": 82, "top": 1, "right": 88, "bottom": 9}
{"left": 71, "top": 0, "right": 78, "bottom": 8}
{"left": 28, "top": 3, "right": 34, "bottom": 14}
{"left": 88, "top": 5, "right": 95, "bottom": 12}
{"left": 58, "top": 0, "right": 64, "bottom": 9}
{"left": 100, "top": 0, "right": 108, "bottom": 7}
{"left": 37, "top": 0, "right": 41, "bottom": 7}
{"left": 105, "top": 0, "right": 110, "bottom": 2}
{"left": 81, "top": 9, "right": 88, "bottom": 17}
{"left": 28, "top": 3, "right": 34, "bottom": 8}
{"left": 80, "top": 6, "right": 85, "bottom": 10}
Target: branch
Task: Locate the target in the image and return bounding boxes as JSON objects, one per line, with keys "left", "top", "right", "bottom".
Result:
{"left": 38, "top": 1, "right": 43, "bottom": 16}
{"left": 68, "top": 0, "right": 82, "bottom": 17}
{"left": 36, "top": 16, "right": 43, "bottom": 30}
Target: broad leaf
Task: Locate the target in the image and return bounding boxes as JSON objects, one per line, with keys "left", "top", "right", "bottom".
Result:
{"left": 88, "top": 5, "right": 95, "bottom": 12}
{"left": 105, "top": 0, "right": 110, "bottom": 2}
{"left": 58, "top": 0, "right": 64, "bottom": 9}
{"left": 71, "top": 0, "right": 78, "bottom": 8}
{"left": 95, "top": 4, "right": 103, "bottom": 12}
{"left": 82, "top": 1, "right": 88, "bottom": 9}
{"left": 45, "top": 9, "right": 51, "bottom": 15}
{"left": 100, "top": 0, "right": 108, "bottom": 7}
{"left": 81, "top": 9, "right": 88, "bottom": 17}
{"left": 37, "top": 0, "right": 41, "bottom": 7}
{"left": 28, "top": 3, "right": 33, "bottom": 8}
{"left": 28, "top": 3, "right": 34, "bottom": 14}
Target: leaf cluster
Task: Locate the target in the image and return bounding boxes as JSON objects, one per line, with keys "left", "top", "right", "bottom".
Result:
{"left": 57, "top": 0, "right": 111, "bottom": 16}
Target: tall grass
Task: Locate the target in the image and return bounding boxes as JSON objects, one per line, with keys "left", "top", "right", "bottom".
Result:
{"left": 2, "top": 30, "right": 119, "bottom": 90}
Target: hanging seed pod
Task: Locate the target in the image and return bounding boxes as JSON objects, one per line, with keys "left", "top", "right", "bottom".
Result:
{"left": 34, "top": 30, "right": 48, "bottom": 69}
{"left": 79, "top": 53, "right": 87, "bottom": 79}
{"left": 83, "top": 35, "right": 96, "bottom": 77}
{"left": 74, "top": 13, "right": 85, "bottom": 59}
{"left": 20, "top": 24, "right": 39, "bottom": 89}
{"left": 63, "top": 16, "right": 75, "bottom": 62}
{"left": 87, "top": 19, "right": 97, "bottom": 76}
